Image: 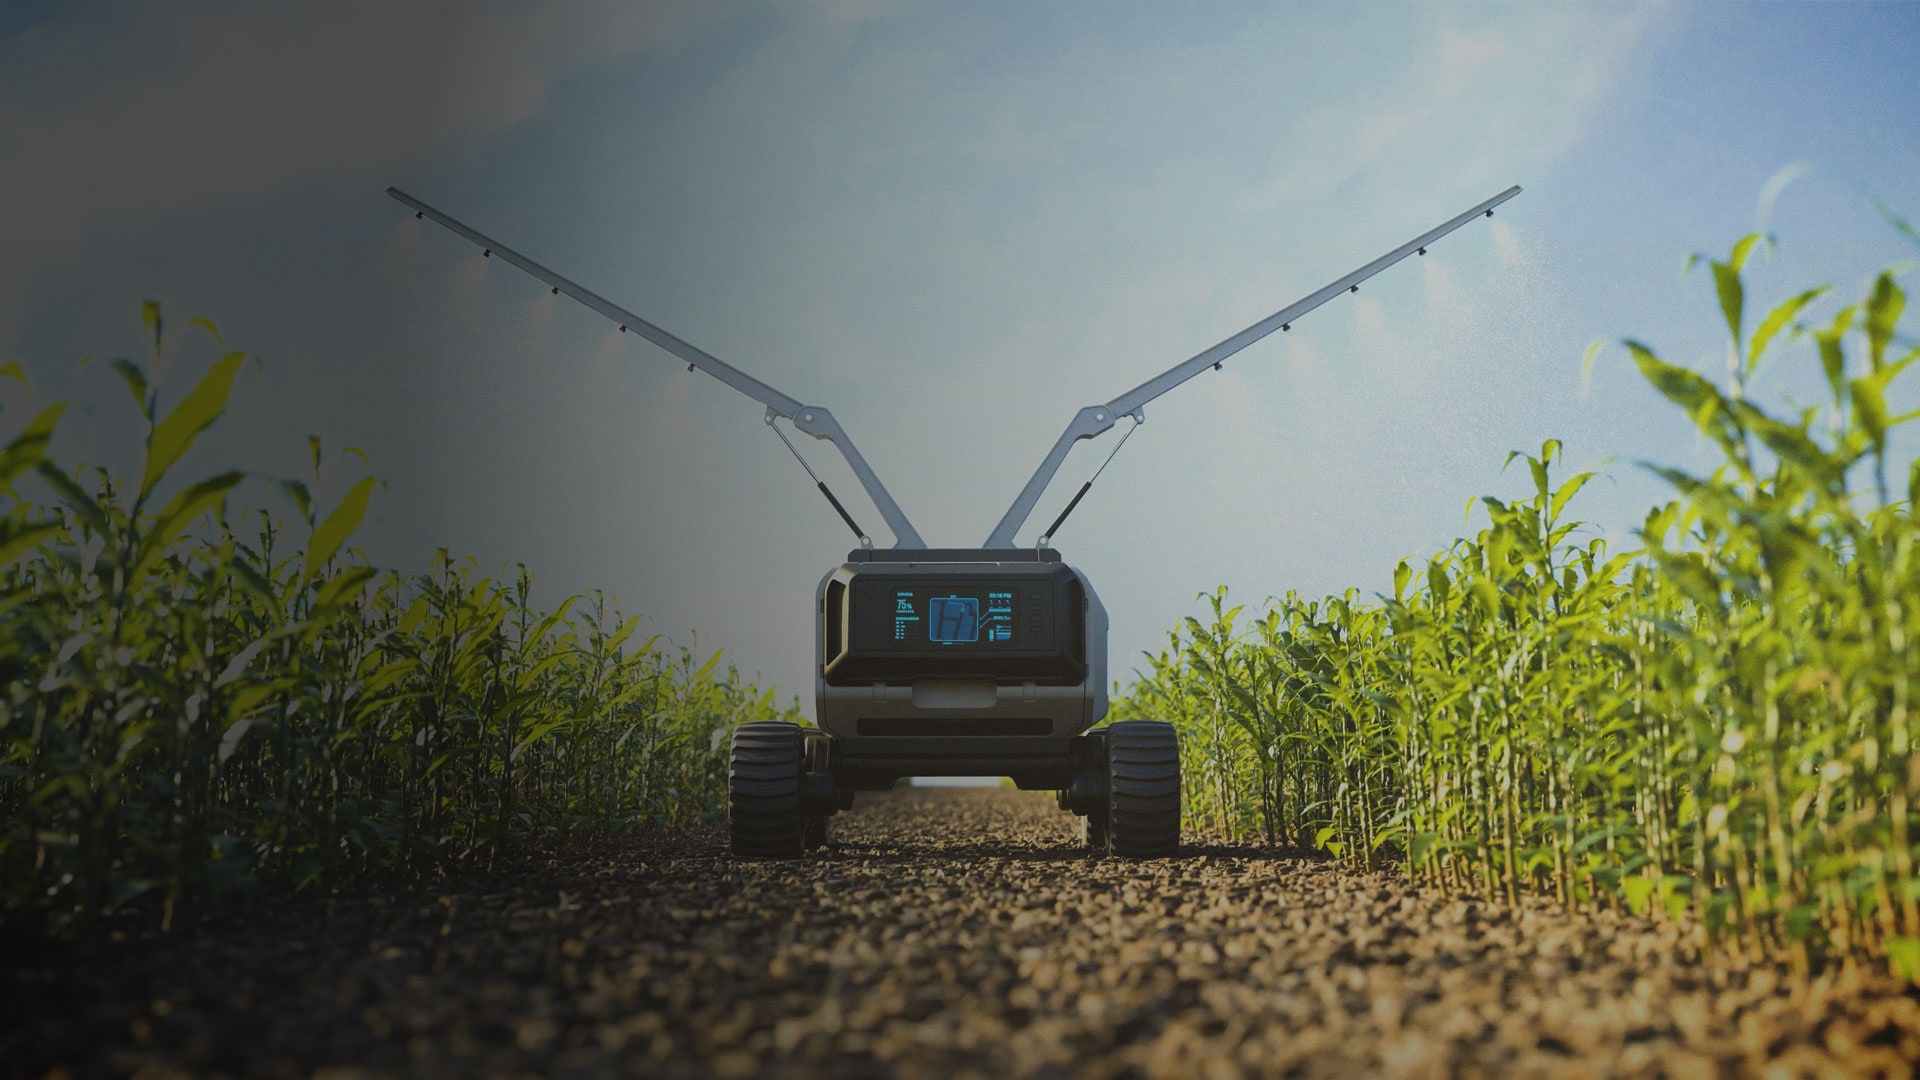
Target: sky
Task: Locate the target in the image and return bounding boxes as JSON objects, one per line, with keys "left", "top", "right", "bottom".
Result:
{"left": 3, "top": 1, "right": 1919, "bottom": 717}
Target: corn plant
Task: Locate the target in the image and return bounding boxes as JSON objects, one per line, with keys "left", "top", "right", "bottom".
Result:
{"left": 1118, "top": 215, "right": 1920, "bottom": 973}
{"left": 0, "top": 309, "right": 799, "bottom": 934}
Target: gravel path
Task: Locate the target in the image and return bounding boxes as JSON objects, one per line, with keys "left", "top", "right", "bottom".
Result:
{"left": 10, "top": 787, "right": 1920, "bottom": 1077}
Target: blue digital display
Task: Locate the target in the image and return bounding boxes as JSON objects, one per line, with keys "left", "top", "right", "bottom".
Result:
{"left": 927, "top": 596, "right": 979, "bottom": 643}
{"left": 880, "top": 585, "right": 1033, "bottom": 649}
{"left": 832, "top": 574, "right": 1081, "bottom": 683}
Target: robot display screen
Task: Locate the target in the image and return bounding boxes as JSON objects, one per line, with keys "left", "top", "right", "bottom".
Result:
{"left": 894, "top": 589, "right": 1016, "bottom": 646}
{"left": 827, "top": 569, "right": 1084, "bottom": 682}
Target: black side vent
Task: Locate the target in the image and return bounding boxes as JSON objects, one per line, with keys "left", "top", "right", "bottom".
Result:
{"left": 824, "top": 579, "right": 847, "bottom": 668}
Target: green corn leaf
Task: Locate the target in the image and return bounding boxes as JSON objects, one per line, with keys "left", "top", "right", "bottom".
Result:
{"left": 1646, "top": 548, "right": 1721, "bottom": 611}
{"left": 1745, "top": 412, "right": 1837, "bottom": 488}
{"left": 1621, "top": 874, "right": 1656, "bottom": 915}
{"left": 217, "top": 714, "right": 262, "bottom": 764}
{"left": 691, "top": 650, "right": 726, "bottom": 685}
{"left": 1779, "top": 905, "right": 1814, "bottom": 942}
{"left": 139, "top": 469, "right": 244, "bottom": 567}
{"left": 313, "top": 564, "right": 378, "bottom": 612}
{"left": 0, "top": 360, "right": 28, "bottom": 386}
{"left": 600, "top": 613, "right": 645, "bottom": 654}
{"left": 1820, "top": 297, "right": 1850, "bottom": 378}
{"left": 141, "top": 299, "right": 163, "bottom": 356}
{"left": 226, "top": 553, "right": 279, "bottom": 605}
{"left": 1625, "top": 340, "right": 1712, "bottom": 411}
{"left": 361, "top": 658, "right": 419, "bottom": 698}
{"left": 34, "top": 461, "right": 107, "bottom": 533}
{"left": 1468, "top": 574, "right": 1500, "bottom": 617}
{"left": 214, "top": 640, "right": 269, "bottom": 688}
{"left": 1687, "top": 233, "right": 1767, "bottom": 351}
{"left": 1766, "top": 523, "right": 1826, "bottom": 588}
{"left": 1876, "top": 198, "right": 1920, "bottom": 248}
{"left": 0, "top": 519, "right": 60, "bottom": 566}
{"left": 1625, "top": 341, "right": 1737, "bottom": 449}
{"left": 1889, "top": 937, "right": 1920, "bottom": 985}
{"left": 1816, "top": 333, "right": 1848, "bottom": 412}
{"left": 1866, "top": 271, "right": 1906, "bottom": 371}
{"left": 1757, "top": 162, "right": 1811, "bottom": 222}
{"left": 140, "top": 351, "right": 245, "bottom": 503}
{"left": 189, "top": 316, "right": 224, "bottom": 347}
{"left": 1392, "top": 560, "right": 1410, "bottom": 603}
{"left": 0, "top": 402, "right": 67, "bottom": 490}
{"left": 276, "top": 478, "right": 312, "bottom": 522}
{"left": 1750, "top": 285, "right": 1829, "bottom": 368}
{"left": 525, "top": 597, "right": 581, "bottom": 647}
{"left": 398, "top": 595, "right": 429, "bottom": 634}
{"left": 304, "top": 475, "right": 375, "bottom": 580}
{"left": 1408, "top": 831, "right": 1441, "bottom": 866}
{"left": 1851, "top": 354, "right": 1918, "bottom": 450}
{"left": 1661, "top": 879, "right": 1693, "bottom": 923}
{"left": 1580, "top": 339, "right": 1605, "bottom": 392}
{"left": 109, "top": 359, "right": 151, "bottom": 416}
{"left": 1712, "top": 261, "right": 1744, "bottom": 348}
{"left": 1729, "top": 232, "right": 1768, "bottom": 273}
{"left": 1549, "top": 472, "right": 1594, "bottom": 527}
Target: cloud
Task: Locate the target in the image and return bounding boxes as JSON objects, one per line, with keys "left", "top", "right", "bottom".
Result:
{"left": 1237, "top": 5, "right": 1666, "bottom": 214}
{"left": 1435, "top": 26, "right": 1506, "bottom": 101}
{"left": 0, "top": 0, "right": 715, "bottom": 313}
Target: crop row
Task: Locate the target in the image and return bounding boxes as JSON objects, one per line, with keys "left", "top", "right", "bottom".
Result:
{"left": 1114, "top": 223, "right": 1920, "bottom": 973}
{"left": 0, "top": 311, "right": 795, "bottom": 934}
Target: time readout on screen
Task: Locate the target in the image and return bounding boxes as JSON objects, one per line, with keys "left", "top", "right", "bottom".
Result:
{"left": 892, "top": 588, "right": 1018, "bottom": 646}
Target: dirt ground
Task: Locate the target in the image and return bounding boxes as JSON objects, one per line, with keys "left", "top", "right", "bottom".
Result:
{"left": 9, "top": 786, "right": 1920, "bottom": 1078}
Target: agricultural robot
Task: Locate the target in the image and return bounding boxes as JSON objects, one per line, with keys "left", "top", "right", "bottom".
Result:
{"left": 387, "top": 183, "right": 1521, "bottom": 858}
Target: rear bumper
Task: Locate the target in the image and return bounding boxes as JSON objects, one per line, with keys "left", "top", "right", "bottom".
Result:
{"left": 830, "top": 733, "right": 1100, "bottom": 791}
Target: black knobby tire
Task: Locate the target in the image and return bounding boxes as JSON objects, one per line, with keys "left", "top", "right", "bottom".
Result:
{"left": 1106, "top": 720, "right": 1180, "bottom": 858}
{"left": 802, "top": 813, "right": 829, "bottom": 851}
{"left": 729, "top": 721, "right": 805, "bottom": 858}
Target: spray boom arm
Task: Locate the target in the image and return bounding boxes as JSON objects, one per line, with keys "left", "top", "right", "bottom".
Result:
{"left": 983, "top": 185, "right": 1522, "bottom": 548}
{"left": 390, "top": 184, "right": 1519, "bottom": 552}
{"left": 386, "top": 187, "right": 927, "bottom": 549}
